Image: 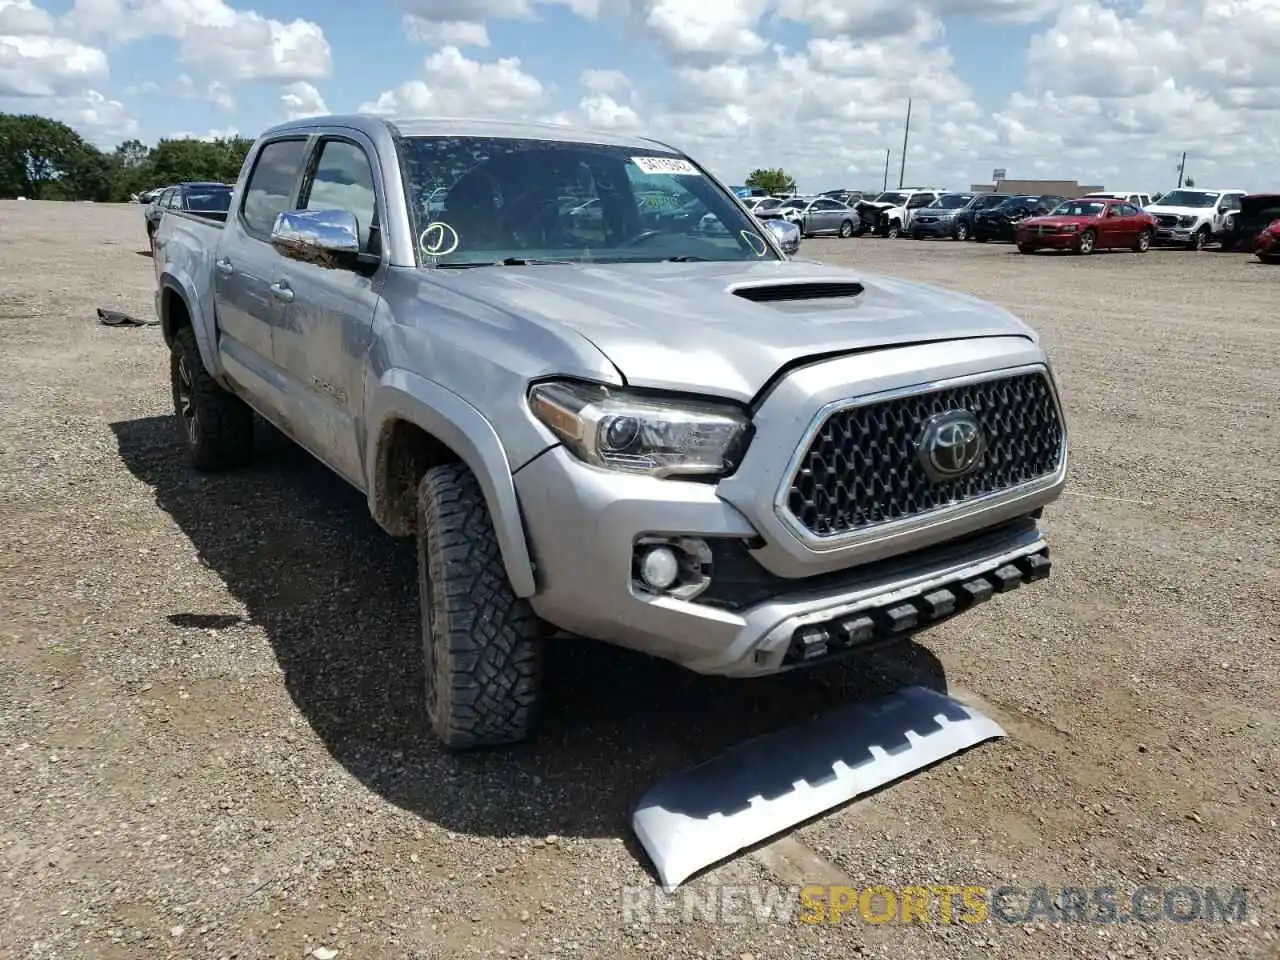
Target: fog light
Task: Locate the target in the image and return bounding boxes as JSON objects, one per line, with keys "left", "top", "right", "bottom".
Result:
{"left": 639, "top": 546, "right": 680, "bottom": 590}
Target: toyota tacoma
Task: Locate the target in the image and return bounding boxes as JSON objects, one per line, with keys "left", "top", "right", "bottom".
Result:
{"left": 152, "top": 115, "right": 1070, "bottom": 749}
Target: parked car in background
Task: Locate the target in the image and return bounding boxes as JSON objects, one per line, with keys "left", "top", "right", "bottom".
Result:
{"left": 909, "top": 193, "right": 977, "bottom": 240}
{"left": 1145, "top": 188, "right": 1245, "bottom": 249}
{"left": 950, "top": 193, "right": 1010, "bottom": 241}
{"left": 820, "top": 189, "right": 865, "bottom": 206}
{"left": 698, "top": 194, "right": 782, "bottom": 233}
{"left": 1218, "top": 193, "right": 1280, "bottom": 252}
{"left": 1253, "top": 221, "right": 1280, "bottom": 263}
{"left": 860, "top": 188, "right": 946, "bottom": 238}
{"left": 1015, "top": 197, "right": 1156, "bottom": 255}
{"left": 1082, "top": 191, "right": 1154, "bottom": 208}
{"left": 756, "top": 195, "right": 860, "bottom": 238}
{"left": 145, "top": 182, "right": 233, "bottom": 241}
{"left": 972, "top": 194, "right": 1064, "bottom": 243}
{"left": 136, "top": 187, "right": 165, "bottom": 204}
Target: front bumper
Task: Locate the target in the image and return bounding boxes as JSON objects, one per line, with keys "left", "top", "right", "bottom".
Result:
{"left": 1016, "top": 230, "right": 1079, "bottom": 249}
{"left": 514, "top": 337, "right": 1068, "bottom": 678}
{"left": 912, "top": 219, "right": 956, "bottom": 237}
{"left": 973, "top": 220, "right": 1016, "bottom": 241}
{"left": 1153, "top": 224, "right": 1200, "bottom": 244}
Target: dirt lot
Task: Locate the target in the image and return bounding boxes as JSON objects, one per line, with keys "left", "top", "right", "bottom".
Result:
{"left": 1, "top": 199, "right": 1276, "bottom": 960}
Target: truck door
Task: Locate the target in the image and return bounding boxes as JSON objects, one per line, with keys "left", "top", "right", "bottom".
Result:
{"left": 268, "top": 132, "right": 384, "bottom": 489}
{"left": 213, "top": 135, "right": 311, "bottom": 410}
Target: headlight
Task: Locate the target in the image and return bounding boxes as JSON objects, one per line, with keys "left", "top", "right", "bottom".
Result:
{"left": 1060, "top": 224, "right": 1079, "bottom": 232}
{"left": 1178, "top": 215, "right": 1197, "bottom": 227}
{"left": 528, "top": 380, "right": 751, "bottom": 478}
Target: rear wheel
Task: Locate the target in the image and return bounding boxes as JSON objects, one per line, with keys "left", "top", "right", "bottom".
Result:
{"left": 417, "top": 462, "right": 546, "bottom": 750}
{"left": 1133, "top": 228, "right": 1152, "bottom": 253}
{"left": 170, "top": 326, "right": 254, "bottom": 471}
{"left": 838, "top": 219, "right": 854, "bottom": 238}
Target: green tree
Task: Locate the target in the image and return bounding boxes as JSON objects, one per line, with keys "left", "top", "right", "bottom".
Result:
{"left": 745, "top": 167, "right": 796, "bottom": 196}
{"left": 1183, "top": 176, "right": 1196, "bottom": 187}
{"left": 0, "top": 112, "right": 256, "bottom": 202}
{"left": 0, "top": 113, "right": 106, "bottom": 200}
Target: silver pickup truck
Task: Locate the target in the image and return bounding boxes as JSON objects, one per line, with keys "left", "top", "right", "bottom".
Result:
{"left": 152, "top": 115, "right": 1069, "bottom": 750}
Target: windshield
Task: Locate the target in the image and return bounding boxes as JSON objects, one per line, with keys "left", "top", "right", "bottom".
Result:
{"left": 185, "top": 188, "right": 231, "bottom": 213}
{"left": 777, "top": 198, "right": 808, "bottom": 210}
{"left": 1051, "top": 200, "right": 1107, "bottom": 217}
{"left": 755, "top": 197, "right": 783, "bottom": 211}
{"left": 396, "top": 136, "right": 778, "bottom": 266}
{"left": 1154, "top": 190, "right": 1218, "bottom": 208}
{"left": 873, "top": 192, "right": 906, "bottom": 205}
{"left": 931, "top": 194, "right": 972, "bottom": 209}
{"left": 975, "top": 194, "right": 1007, "bottom": 209}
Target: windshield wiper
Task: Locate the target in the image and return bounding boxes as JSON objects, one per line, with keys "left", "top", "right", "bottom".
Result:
{"left": 663, "top": 255, "right": 713, "bottom": 262}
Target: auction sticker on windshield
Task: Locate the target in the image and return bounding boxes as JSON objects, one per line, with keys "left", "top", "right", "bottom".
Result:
{"left": 632, "top": 156, "right": 699, "bottom": 176}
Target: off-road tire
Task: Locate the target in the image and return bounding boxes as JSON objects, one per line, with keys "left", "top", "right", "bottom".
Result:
{"left": 1133, "top": 228, "right": 1152, "bottom": 253}
{"left": 838, "top": 219, "right": 854, "bottom": 238}
{"left": 416, "top": 462, "right": 545, "bottom": 750}
{"left": 170, "top": 325, "right": 254, "bottom": 471}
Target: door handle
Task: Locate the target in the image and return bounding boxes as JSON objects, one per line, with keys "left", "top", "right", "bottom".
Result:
{"left": 215, "top": 257, "right": 233, "bottom": 276}
{"left": 270, "top": 280, "right": 294, "bottom": 303}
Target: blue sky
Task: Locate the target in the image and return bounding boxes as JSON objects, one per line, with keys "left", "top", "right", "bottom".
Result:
{"left": 2, "top": 0, "right": 1276, "bottom": 190}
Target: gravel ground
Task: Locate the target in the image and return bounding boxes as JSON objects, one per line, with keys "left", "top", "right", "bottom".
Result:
{"left": 1, "top": 200, "right": 1276, "bottom": 960}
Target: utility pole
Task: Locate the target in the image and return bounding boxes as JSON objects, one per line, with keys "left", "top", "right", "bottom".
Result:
{"left": 1176, "top": 151, "right": 1186, "bottom": 188}
{"left": 883, "top": 149, "right": 890, "bottom": 192}
{"left": 897, "top": 98, "right": 911, "bottom": 189}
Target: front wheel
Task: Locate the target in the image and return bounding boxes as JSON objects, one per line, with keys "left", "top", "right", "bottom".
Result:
{"left": 1076, "top": 229, "right": 1097, "bottom": 255}
{"left": 885, "top": 220, "right": 901, "bottom": 239}
{"left": 953, "top": 222, "right": 969, "bottom": 241}
{"left": 417, "top": 462, "right": 546, "bottom": 750}
{"left": 1017, "top": 244, "right": 1036, "bottom": 254}
{"left": 1133, "top": 228, "right": 1152, "bottom": 253}
{"left": 1188, "top": 227, "right": 1209, "bottom": 251}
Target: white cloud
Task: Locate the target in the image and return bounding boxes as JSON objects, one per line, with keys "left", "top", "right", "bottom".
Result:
{"left": 0, "top": 0, "right": 54, "bottom": 33}
{"left": 281, "top": 80, "right": 326, "bottom": 120}
{"left": 0, "top": 87, "right": 137, "bottom": 142}
{"left": 65, "top": 0, "right": 332, "bottom": 82}
{"left": 0, "top": 33, "right": 108, "bottom": 96}
{"left": 359, "top": 45, "right": 547, "bottom": 117}
{"left": 404, "top": 14, "right": 491, "bottom": 47}
{"left": 638, "top": 0, "right": 770, "bottom": 58}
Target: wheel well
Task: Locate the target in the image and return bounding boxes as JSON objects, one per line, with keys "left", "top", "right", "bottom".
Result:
{"left": 160, "top": 286, "right": 190, "bottom": 347}
{"left": 373, "top": 419, "right": 462, "bottom": 536}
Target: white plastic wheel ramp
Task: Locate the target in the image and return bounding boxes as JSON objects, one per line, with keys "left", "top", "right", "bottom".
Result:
{"left": 630, "top": 685, "right": 1006, "bottom": 892}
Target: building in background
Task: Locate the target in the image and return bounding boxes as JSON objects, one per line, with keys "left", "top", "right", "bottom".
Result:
{"left": 969, "top": 178, "right": 1105, "bottom": 197}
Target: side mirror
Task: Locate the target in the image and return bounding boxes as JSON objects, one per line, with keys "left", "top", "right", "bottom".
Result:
{"left": 271, "top": 208, "right": 361, "bottom": 267}
{"left": 762, "top": 218, "right": 801, "bottom": 255}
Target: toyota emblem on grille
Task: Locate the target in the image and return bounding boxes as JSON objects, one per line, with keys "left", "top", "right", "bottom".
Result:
{"left": 917, "top": 410, "right": 985, "bottom": 482}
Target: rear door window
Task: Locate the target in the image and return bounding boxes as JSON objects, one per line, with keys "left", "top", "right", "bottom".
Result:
{"left": 240, "top": 138, "right": 310, "bottom": 238}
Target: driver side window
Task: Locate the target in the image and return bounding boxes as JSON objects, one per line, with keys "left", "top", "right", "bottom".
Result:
{"left": 907, "top": 194, "right": 933, "bottom": 208}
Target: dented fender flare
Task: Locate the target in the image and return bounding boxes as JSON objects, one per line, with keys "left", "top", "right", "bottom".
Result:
{"left": 365, "top": 369, "right": 538, "bottom": 598}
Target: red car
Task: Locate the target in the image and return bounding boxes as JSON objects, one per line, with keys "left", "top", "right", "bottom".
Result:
{"left": 1254, "top": 218, "right": 1280, "bottom": 264}
{"left": 1015, "top": 197, "right": 1157, "bottom": 255}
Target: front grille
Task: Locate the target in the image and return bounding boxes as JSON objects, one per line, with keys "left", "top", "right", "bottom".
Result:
{"left": 783, "top": 371, "right": 1064, "bottom": 540}
{"left": 1155, "top": 214, "right": 1178, "bottom": 227}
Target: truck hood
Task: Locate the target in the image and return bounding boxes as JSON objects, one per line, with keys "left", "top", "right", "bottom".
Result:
{"left": 1146, "top": 204, "right": 1212, "bottom": 217}
{"left": 423, "top": 259, "right": 1036, "bottom": 403}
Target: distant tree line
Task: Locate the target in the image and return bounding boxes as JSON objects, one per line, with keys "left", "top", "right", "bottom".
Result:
{"left": 0, "top": 112, "right": 253, "bottom": 202}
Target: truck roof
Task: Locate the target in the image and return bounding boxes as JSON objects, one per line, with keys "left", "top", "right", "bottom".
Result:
{"left": 256, "top": 114, "right": 680, "bottom": 154}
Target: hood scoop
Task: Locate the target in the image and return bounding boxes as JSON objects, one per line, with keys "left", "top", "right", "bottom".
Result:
{"left": 730, "top": 281, "right": 865, "bottom": 304}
